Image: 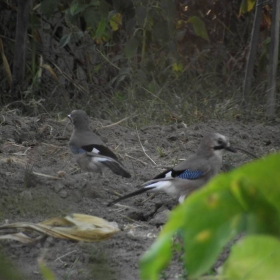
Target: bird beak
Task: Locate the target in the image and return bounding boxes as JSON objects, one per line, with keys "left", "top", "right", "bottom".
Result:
{"left": 67, "top": 114, "right": 72, "bottom": 121}
{"left": 225, "top": 146, "right": 237, "bottom": 153}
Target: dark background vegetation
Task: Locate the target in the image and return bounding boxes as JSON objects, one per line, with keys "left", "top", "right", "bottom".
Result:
{"left": 0, "top": 0, "right": 279, "bottom": 123}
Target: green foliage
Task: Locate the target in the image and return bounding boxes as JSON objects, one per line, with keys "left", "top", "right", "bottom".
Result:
{"left": 0, "top": 250, "right": 24, "bottom": 280}
{"left": 156, "top": 147, "right": 165, "bottom": 157}
{"left": 38, "top": 258, "right": 56, "bottom": 280}
{"left": 222, "top": 235, "right": 280, "bottom": 280}
{"left": 239, "top": 0, "right": 256, "bottom": 14}
{"left": 59, "top": 34, "right": 72, "bottom": 48}
{"left": 69, "top": 1, "right": 90, "bottom": 15}
{"left": 188, "top": 16, "right": 209, "bottom": 42}
{"left": 1, "top": 0, "right": 271, "bottom": 120}
{"left": 95, "top": 18, "right": 108, "bottom": 41}
{"left": 140, "top": 153, "right": 280, "bottom": 279}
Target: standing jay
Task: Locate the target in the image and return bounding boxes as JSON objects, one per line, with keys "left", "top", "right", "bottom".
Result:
{"left": 107, "top": 132, "right": 236, "bottom": 205}
{"left": 68, "top": 110, "right": 131, "bottom": 178}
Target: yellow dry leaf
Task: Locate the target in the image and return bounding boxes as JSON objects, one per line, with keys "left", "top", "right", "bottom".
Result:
{"left": 41, "top": 64, "right": 58, "bottom": 81}
{"left": 0, "top": 232, "right": 34, "bottom": 243}
{"left": 172, "top": 62, "right": 183, "bottom": 72}
{"left": 0, "top": 37, "right": 12, "bottom": 88}
{"left": 110, "top": 13, "right": 122, "bottom": 31}
{"left": 0, "top": 214, "right": 120, "bottom": 243}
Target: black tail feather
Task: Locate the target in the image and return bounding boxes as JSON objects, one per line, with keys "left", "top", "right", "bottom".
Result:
{"left": 107, "top": 186, "right": 155, "bottom": 206}
{"left": 101, "top": 161, "right": 131, "bottom": 178}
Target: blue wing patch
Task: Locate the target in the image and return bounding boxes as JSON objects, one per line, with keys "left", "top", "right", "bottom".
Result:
{"left": 70, "top": 145, "right": 86, "bottom": 154}
{"left": 177, "top": 169, "right": 203, "bottom": 179}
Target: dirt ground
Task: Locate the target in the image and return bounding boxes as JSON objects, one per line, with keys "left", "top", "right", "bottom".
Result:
{"left": 0, "top": 110, "right": 279, "bottom": 280}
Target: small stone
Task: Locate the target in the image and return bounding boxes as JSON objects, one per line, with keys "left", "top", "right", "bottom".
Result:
{"left": 149, "top": 209, "right": 170, "bottom": 226}
{"left": 177, "top": 122, "right": 187, "bottom": 129}
{"left": 57, "top": 171, "right": 66, "bottom": 178}
{"left": 6, "top": 158, "right": 13, "bottom": 164}
{"left": 59, "top": 190, "right": 68, "bottom": 198}
{"left": 20, "top": 190, "right": 33, "bottom": 201}
{"left": 102, "top": 178, "right": 110, "bottom": 186}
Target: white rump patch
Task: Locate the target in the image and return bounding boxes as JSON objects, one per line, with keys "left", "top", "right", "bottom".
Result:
{"left": 164, "top": 171, "right": 172, "bottom": 178}
{"left": 92, "top": 148, "right": 100, "bottom": 153}
{"left": 93, "top": 157, "right": 108, "bottom": 162}
{"left": 144, "top": 181, "right": 172, "bottom": 190}
{"left": 92, "top": 157, "right": 114, "bottom": 163}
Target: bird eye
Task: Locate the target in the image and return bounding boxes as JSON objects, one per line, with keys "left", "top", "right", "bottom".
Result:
{"left": 217, "top": 138, "right": 223, "bottom": 145}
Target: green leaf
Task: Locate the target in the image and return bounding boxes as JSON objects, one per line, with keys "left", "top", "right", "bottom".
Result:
{"left": 0, "top": 250, "right": 23, "bottom": 279}
{"left": 59, "top": 34, "right": 72, "bottom": 48}
{"left": 188, "top": 16, "right": 209, "bottom": 42}
{"left": 140, "top": 234, "right": 173, "bottom": 280}
{"left": 222, "top": 235, "right": 280, "bottom": 280}
{"left": 38, "top": 258, "right": 56, "bottom": 280}
{"left": 41, "top": 0, "right": 57, "bottom": 19}
{"left": 125, "top": 37, "right": 139, "bottom": 59}
{"left": 172, "top": 62, "right": 183, "bottom": 72}
{"left": 140, "top": 153, "right": 280, "bottom": 279}
{"left": 140, "top": 208, "right": 183, "bottom": 280}
{"left": 70, "top": 1, "right": 89, "bottom": 15}
{"left": 109, "top": 12, "right": 122, "bottom": 31}
{"left": 95, "top": 18, "right": 108, "bottom": 40}
{"left": 239, "top": 0, "right": 256, "bottom": 15}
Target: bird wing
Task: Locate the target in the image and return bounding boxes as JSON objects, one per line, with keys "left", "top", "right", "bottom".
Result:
{"left": 81, "top": 144, "right": 119, "bottom": 161}
{"left": 172, "top": 155, "right": 211, "bottom": 179}
{"left": 153, "top": 155, "right": 210, "bottom": 180}
{"left": 84, "top": 152, "right": 131, "bottom": 178}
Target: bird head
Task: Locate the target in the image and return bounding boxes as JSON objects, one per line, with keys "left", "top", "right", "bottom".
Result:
{"left": 212, "top": 133, "right": 237, "bottom": 153}
{"left": 68, "top": 110, "right": 90, "bottom": 130}
{"left": 197, "top": 133, "right": 237, "bottom": 157}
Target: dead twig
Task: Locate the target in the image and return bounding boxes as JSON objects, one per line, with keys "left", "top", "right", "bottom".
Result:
{"left": 12, "top": 147, "right": 31, "bottom": 156}
{"left": 96, "top": 115, "right": 136, "bottom": 130}
{"left": 41, "top": 143, "right": 66, "bottom": 149}
{"left": 113, "top": 203, "right": 137, "bottom": 210}
{"left": 51, "top": 62, "right": 89, "bottom": 94}
{"left": 125, "top": 154, "right": 148, "bottom": 166}
{"left": 103, "top": 188, "right": 123, "bottom": 197}
{"left": 117, "top": 214, "right": 149, "bottom": 228}
{"left": 136, "top": 128, "right": 157, "bottom": 166}
{"left": 0, "top": 114, "right": 5, "bottom": 125}
{"left": 141, "top": 193, "right": 156, "bottom": 204}
{"left": 32, "top": 171, "right": 62, "bottom": 180}
{"left": 62, "top": 120, "right": 72, "bottom": 136}
{"left": 54, "top": 250, "right": 77, "bottom": 262}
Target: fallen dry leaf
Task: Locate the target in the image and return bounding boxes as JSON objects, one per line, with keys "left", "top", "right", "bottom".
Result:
{"left": 0, "top": 213, "right": 119, "bottom": 243}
